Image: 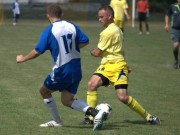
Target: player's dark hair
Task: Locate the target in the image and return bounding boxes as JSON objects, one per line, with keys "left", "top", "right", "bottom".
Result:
{"left": 47, "top": 4, "right": 62, "bottom": 18}
{"left": 99, "top": 5, "right": 114, "bottom": 18}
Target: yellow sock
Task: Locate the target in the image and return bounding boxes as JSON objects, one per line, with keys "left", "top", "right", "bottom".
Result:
{"left": 87, "top": 91, "right": 98, "bottom": 108}
{"left": 127, "top": 96, "right": 150, "bottom": 120}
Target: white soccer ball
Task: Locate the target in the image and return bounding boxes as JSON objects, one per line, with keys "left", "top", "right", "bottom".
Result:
{"left": 95, "top": 103, "right": 112, "bottom": 120}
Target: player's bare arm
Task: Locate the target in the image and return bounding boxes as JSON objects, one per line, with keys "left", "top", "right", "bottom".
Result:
{"left": 16, "top": 49, "right": 40, "bottom": 63}
{"left": 90, "top": 47, "right": 102, "bottom": 57}
{"left": 124, "top": 9, "right": 130, "bottom": 20}
{"left": 165, "top": 16, "right": 169, "bottom": 32}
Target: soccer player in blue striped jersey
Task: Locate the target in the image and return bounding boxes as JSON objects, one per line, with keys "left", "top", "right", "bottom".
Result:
{"left": 12, "top": 0, "right": 20, "bottom": 26}
{"left": 16, "top": 4, "right": 106, "bottom": 130}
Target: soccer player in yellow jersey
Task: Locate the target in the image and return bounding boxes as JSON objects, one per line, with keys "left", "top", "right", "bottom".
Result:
{"left": 110, "top": 0, "right": 130, "bottom": 32}
{"left": 80, "top": 5, "right": 160, "bottom": 126}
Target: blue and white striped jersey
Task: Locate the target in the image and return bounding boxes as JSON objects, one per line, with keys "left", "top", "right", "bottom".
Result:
{"left": 12, "top": 1, "right": 20, "bottom": 14}
{"left": 35, "top": 20, "right": 89, "bottom": 83}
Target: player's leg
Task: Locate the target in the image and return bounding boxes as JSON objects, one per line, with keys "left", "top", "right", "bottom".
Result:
{"left": 39, "top": 74, "right": 64, "bottom": 127}
{"left": 15, "top": 14, "right": 20, "bottom": 23}
{"left": 116, "top": 89, "right": 149, "bottom": 119}
{"left": 114, "top": 68, "right": 149, "bottom": 120}
{"left": 87, "top": 75, "right": 104, "bottom": 108}
{"left": 116, "top": 88, "right": 160, "bottom": 125}
{"left": 144, "top": 16, "right": 149, "bottom": 34}
{"left": 171, "top": 30, "right": 180, "bottom": 69}
{"left": 172, "top": 42, "right": 180, "bottom": 68}
{"left": 13, "top": 14, "right": 16, "bottom": 26}
{"left": 115, "top": 65, "right": 160, "bottom": 125}
{"left": 81, "top": 71, "right": 109, "bottom": 125}
{"left": 145, "top": 22, "right": 150, "bottom": 34}
{"left": 39, "top": 85, "right": 63, "bottom": 127}
{"left": 139, "top": 21, "right": 143, "bottom": 34}
{"left": 120, "top": 21, "right": 124, "bottom": 33}
{"left": 80, "top": 75, "right": 102, "bottom": 124}
{"left": 61, "top": 88, "right": 106, "bottom": 131}
{"left": 142, "top": 13, "right": 149, "bottom": 34}
{"left": 138, "top": 13, "right": 143, "bottom": 34}
{"left": 61, "top": 89, "right": 90, "bottom": 111}
{"left": 86, "top": 64, "right": 110, "bottom": 109}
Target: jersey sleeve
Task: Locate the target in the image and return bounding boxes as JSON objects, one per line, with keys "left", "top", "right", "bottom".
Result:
{"left": 75, "top": 25, "right": 89, "bottom": 44}
{"left": 166, "top": 5, "right": 173, "bottom": 16}
{"left": 123, "top": 1, "right": 128, "bottom": 9}
{"left": 35, "top": 25, "right": 52, "bottom": 54}
{"left": 12, "top": 3, "right": 15, "bottom": 9}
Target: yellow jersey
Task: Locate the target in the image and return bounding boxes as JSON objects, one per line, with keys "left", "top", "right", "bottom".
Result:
{"left": 98, "top": 23, "right": 125, "bottom": 64}
{"left": 110, "top": 0, "right": 129, "bottom": 21}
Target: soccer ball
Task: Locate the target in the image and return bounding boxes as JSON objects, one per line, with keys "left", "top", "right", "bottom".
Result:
{"left": 95, "top": 103, "right": 112, "bottom": 120}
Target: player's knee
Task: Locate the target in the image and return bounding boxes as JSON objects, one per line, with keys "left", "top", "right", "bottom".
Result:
{"left": 39, "top": 88, "right": 46, "bottom": 96}
{"left": 39, "top": 86, "right": 51, "bottom": 98}
{"left": 88, "top": 80, "right": 98, "bottom": 90}
{"left": 118, "top": 95, "right": 128, "bottom": 104}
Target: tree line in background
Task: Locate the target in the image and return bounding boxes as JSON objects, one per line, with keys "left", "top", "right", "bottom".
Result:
{"left": 149, "top": 0, "right": 177, "bottom": 12}
{"left": 69, "top": 0, "right": 177, "bottom": 12}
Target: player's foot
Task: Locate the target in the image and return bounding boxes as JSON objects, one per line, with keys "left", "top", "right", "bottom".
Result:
{"left": 13, "top": 22, "right": 16, "bottom": 26}
{"left": 173, "top": 60, "right": 179, "bottom": 69}
{"left": 146, "top": 32, "right": 150, "bottom": 35}
{"left": 147, "top": 115, "right": 161, "bottom": 125}
{"left": 80, "top": 117, "right": 94, "bottom": 125}
{"left": 40, "top": 120, "right": 63, "bottom": 127}
{"left": 93, "top": 110, "right": 106, "bottom": 131}
{"left": 139, "top": 32, "right": 142, "bottom": 35}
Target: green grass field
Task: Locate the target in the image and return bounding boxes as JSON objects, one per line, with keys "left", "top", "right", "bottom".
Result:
{"left": 0, "top": 19, "right": 180, "bottom": 135}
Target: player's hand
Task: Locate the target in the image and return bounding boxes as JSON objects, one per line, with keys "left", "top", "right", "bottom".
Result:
{"left": 127, "top": 66, "right": 132, "bottom": 74}
{"left": 165, "top": 25, "right": 169, "bottom": 32}
{"left": 127, "top": 15, "right": 131, "bottom": 20}
{"left": 16, "top": 55, "right": 24, "bottom": 63}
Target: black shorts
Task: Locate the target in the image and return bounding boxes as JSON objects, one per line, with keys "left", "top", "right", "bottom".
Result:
{"left": 138, "top": 12, "right": 147, "bottom": 22}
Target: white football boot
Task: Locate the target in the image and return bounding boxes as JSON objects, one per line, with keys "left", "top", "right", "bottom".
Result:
{"left": 40, "top": 120, "right": 63, "bottom": 128}
{"left": 93, "top": 110, "right": 106, "bottom": 131}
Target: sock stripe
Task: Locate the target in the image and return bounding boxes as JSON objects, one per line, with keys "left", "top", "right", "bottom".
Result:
{"left": 128, "top": 96, "right": 133, "bottom": 105}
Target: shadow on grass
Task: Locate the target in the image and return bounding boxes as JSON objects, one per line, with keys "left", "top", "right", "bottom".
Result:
{"left": 62, "top": 119, "right": 162, "bottom": 131}
{"left": 63, "top": 121, "right": 129, "bottom": 131}
{"left": 122, "top": 120, "right": 148, "bottom": 125}
{"left": 63, "top": 125, "right": 93, "bottom": 129}
{"left": 122, "top": 119, "right": 164, "bottom": 125}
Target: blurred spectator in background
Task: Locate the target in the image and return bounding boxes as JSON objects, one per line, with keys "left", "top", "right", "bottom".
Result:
{"left": 0, "top": 3, "right": 4, "bottom": 25}
{"left": 137, "top": 0, "right": 150, "bottom": 35}
{"left": 12, "top": 0, "right": 20, "bottom": 26}
{"left": 165, "top": 0, "right": 180, "bottom": 69}
{"left": 110, "top": 0, "right": 131, "bottom": 32}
